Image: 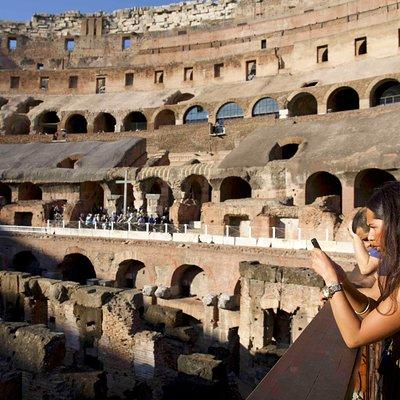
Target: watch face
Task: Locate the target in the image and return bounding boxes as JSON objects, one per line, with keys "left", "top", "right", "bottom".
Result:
{"left": 322, "top": 287, "right": 330, "bottom": 298}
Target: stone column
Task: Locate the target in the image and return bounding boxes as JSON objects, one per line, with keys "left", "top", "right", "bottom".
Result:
{"left": 146, "top": 193, "right": 160, "bottom": 216}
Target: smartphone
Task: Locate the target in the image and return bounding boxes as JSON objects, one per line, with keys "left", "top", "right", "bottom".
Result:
{"left": 311, "top": 238, "right": 321, "bottom": 249}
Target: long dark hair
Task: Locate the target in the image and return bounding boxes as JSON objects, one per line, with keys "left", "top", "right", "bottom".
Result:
{"left": 367, "top": 181, "right": 400, "bottom": 308}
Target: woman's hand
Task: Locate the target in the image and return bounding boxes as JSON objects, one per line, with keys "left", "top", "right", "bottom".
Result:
{"left": 311, "top": 248, "right": 340, "bottom": 285}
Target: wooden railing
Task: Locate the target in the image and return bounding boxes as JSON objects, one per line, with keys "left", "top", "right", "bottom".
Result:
{"left": 246, "top": 303, "right": 381, "bottom": 400}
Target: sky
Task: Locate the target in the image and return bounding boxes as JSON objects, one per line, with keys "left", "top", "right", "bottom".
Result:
{"left": 1, "top": 0, "right": 176, "bottom": 22}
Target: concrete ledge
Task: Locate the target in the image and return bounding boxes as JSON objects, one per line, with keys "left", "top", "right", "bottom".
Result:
{"left": 235, "top": 237, "right": 258, "bottom": 247}
{"left": 199, "top": 234, "right": 213, "bottom": 243}
{"left": 149, "top": 232, "right": 171, "bottom": 241}
{"left": 172, "top": 233, "right": 199, "bottom": 243}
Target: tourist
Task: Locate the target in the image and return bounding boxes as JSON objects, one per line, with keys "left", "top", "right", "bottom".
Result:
{"left": 310, "top": 182, "right": 400, "bottom": 350}
{"left": 349, "top": 207, "right": 381, "bottom": 275}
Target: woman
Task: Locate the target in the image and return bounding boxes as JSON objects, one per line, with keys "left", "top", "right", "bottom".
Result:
{"left": 311, "top": 181, "right": 400, "bottom": 348}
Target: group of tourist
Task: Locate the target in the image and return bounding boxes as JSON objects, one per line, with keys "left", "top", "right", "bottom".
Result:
{"left": 78, "top": 207, "right": 171, "bottom": 230}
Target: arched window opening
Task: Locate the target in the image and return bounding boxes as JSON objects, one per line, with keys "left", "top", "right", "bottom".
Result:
{"left": 17, "top": 99, "right": 43, "bottom": 114}
{"left": 264, "top": 308, "right": 292, "bottom": 348}
{"left": 12, "top": 251, "right": 41, "bottom": 275}
{"left": 18, "top": 182, "right": 42, "bottom": 201}
{"left": 154, "top": 110, "right": 175, "bottom": 130}
{"left": 6, "top": 115, "right": 31, "bottom": 135}
{"left": 37, "top": 111, "right": 60, "bottom": 135}
{"left": 58, "top": 253, "right": 96, "bottom": 284}
{"left": 93, "top": 112, "right": 116, "bottom": 133}
{"left": 288, "top": 93, "right": 317, "bottom": 117}
{"left": 0, "top": 98, "right": 9, "bottom": 110}
{"left": 216, "top": 102, "right": 244, "bottom": 122}
{"left": 141, "top": 177, "right": 174, "bottom": 216}
{"left": 252, "top": 97, "right": 279, "bottom": 117}
{"left": 354, "top": 169, "right": 396, "bottom": 207}
{"left": 269, "top": 143, "right": 300, "bottom": 161}
{"left": 327, "top": 87, "right": 359, "bottom": 112}
{"left": 65, "top": 114, "right": 87, "bottom": 134}
{"left": 234, "top": 280, "right": 241, "bottom": 310}
{"left": 0, "top": 183, "right": 11, "bottom": 205}
{"left": 305, "top": 172, "right": 342, "bottom": 211}
{"left": 220, "top": 177, "right": 251, "bottom": 202}
{"left": 115, "top": 260, "right": 146, "bottom": 289}
{"left": 371, "top": 80, "right": 400, "bottom": 107}
{"left": 171, "top": 264, "right": 207, "bottom": 298}
{"left": 183, "top": 106, "right": 209, "bottom": 124}
{"left": 123, "top": 112, "right": 147, "bottom": 131}
{"left": 80, "top": 182, "right": 104, "bottom": 213}
{"left": 57, "top": 155, "right": 82, "bottom": 169}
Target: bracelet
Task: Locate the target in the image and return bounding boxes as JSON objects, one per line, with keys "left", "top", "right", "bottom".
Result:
{"left": 355, "top": 298, "right": 371, "bottom": 315}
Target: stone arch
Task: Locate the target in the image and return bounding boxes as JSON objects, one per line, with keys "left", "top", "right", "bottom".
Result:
{"left": 17, "top": 98, "right": 43, "bottom": 114}
{"left": 79, "top": 181, "right": 104, "bottom": 214}
{"left": 123, "top": 111, "right": 147, "bottom": 131}
{"left": 171, "top": 264, "right": 208, "bottom": 299}
{"left": 65, "top": 113, "right": 88, "bottom": 134}
{"left": 179, "top": 175, "right": 211, "bottom": 222}
{"left": 220, "top": 177, "right": 251, "bottom": 202}
{"left": 305, "top": 172, "right": 342, "bottom": 210}
{"left": 183, "top": 105, "right": 209, "bottom": 124}
{"left": 5, "top": 114, "right": 31, "bottom": 135}
{"left": 216, "top": 102, "right": 244, "bottom": 122}
{"left": 93, "top": 112, "right": 116, "bottom": 133}
{"left": 288, "top": 92, "right": 317, "bottom": 116}
{"left": 36, "top": 111, "right": 60, "bottom": 135}
{"left": 0, "top": 183, "right": 11, "bottom": 205}
{"left": 140, "top": 177, "right": 174, "bottom": 216}
{"left": 354, "top": 169, "right": 396, "bottom": 207}
{"left": 326, "top": 86, "right": 359, "bottom": 112}
{"left": 252, "top": 97, "right": 279, "bottom": 117}
{"left": 115, "top": 259, "right": 146, "bottom": 289}
{"left": 0, "top": 97, "right": 8, "bottom": 110}
{"left": 369, "top": 78, "right": 400, "bottom": 107}
{"left": 154, "top": 109, "right": 176, "bottom": 130}
{"left": 234, "top": 280, "right": 241, "bottom": 309}
{"left": 18, "top": 182, "right": 42, "bottom": 201}
{"left": 12, "top": 251, "right": 41, "bottom": 275}
{"left": 57, "top": 253, "right": 96, "bottom": 284}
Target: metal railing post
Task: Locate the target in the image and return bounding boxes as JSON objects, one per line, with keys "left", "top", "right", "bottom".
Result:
{"left": 184, "top": 224, "right": 187, "bottom": 234}
{"left": 272, "top": 227, "right": 276, "bottom": 239}
{"left": 225, "top": 225, "right": 229, "bottom": 237}
{"left": 94, "top": 220, "right": 97, "bottom": 230}
{"left": 78, "top": 220, "right": 81, "bottom": 230}
{"left": 62, "top": 220, "right": 65, "bottom": 229}
{"left": 47, "top": 220, "right": 50, "bottom": 229}
{"left": 111, "top": 222, "right": 114, "bottom": 231}
{"left": 248, "top": 226, "right": 252, "bottom": 238}
{"left": 146, "top": 223, "right": 149, "bottom": 233}
{"left": 128, "top": 222, "right": 131, "bottom": 231}
{"left": 164, "top": 223, "right": 168, "bottom": 234}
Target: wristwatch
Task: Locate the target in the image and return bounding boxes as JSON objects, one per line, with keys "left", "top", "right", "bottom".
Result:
{"left": 322, "top": 283, "right": 343, "bottom": 299}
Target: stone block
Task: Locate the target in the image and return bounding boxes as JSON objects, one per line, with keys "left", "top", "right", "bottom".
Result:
{"left": 239, "top": 261, "right": 279, "bottom": 282}
{"left": 0, "top": 322, "right": 65, "bottom": 373}
{"left": 70, "top": 286, "right": 122, "bottom": 308}
{"left": 218, "top": 294, "right": 236, "bottom": 310}
{"left": 202, "top": 294, "right": 218, "bottom": 306}
{"left": 142, "top": 285, "right": 157, "bottom": 296}
{"left": 165, "top": 325, "right": 198, "bottom": 343}
{"left": 177, "top": 353, "right": 225, "bottom": 381}
{"left": 154, "top": 285, "right": 172, "bottom": 299}
{"left": 281, "top": 267, "right": 324, "bottom": 288}
{"left": 118, "top": 288, "right": 143, "bottom": 310}
{"left": 144, "top": 304, "right": 183, "bottom": 328}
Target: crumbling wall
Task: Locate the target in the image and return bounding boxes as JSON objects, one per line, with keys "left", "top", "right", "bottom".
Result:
{"left": 238, "top": 261, "right": 324, "bottom": 386}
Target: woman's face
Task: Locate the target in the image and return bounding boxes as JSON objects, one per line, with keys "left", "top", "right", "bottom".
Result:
{"left": 366, "top": 208, "right": 384, "bottom": 251}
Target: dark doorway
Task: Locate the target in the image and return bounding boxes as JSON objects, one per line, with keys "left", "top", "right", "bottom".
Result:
{"left": 58, "top": 253, "right": 96, "bottom": 284}
{"left": 220, "top": 177, "right": 251, "bottom": 202}
{"left": 65, "top": 114, "right": 88, "bottom": 134}
{"left": 14, "top": 212, "right": 33, "bottom": 226}
{"left": 115, "top": 260, "right": 145, "bottom": 289}
{"left": 327, "top": 87, "right": 359, "bottom": 112}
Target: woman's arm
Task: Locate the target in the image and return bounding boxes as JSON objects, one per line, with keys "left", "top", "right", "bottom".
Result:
{"left": 311, "top": 249, "right": 400, "bottom": 348}
{"left": 350, "top": 232, "right": 380, "bottom": 275}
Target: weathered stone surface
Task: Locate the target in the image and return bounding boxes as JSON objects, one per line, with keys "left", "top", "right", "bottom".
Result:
{"left": 154, "top": 285, "right": 172, "bottom": 299}
{"left": 177, "top": 353, "right": 225, "bottom": 381}
{"left": 239, "top": 262, "right": 279, "bottom": 282}
{"left": 202, "top": 294, "right": 218, "bottom": 306}
{"left": 70, "top": 286, "right": 122, "bottom": 308}
{"left": 144, "top": 304, "right": 183, "bottom": 328}
{"left": 0, "top": 323, "right": 65, "bottom": 373}
{"left": 142, "top": 285, "right": 157, "bottom": 296}
{"left": 218, "top": 294, "right": 236, "bottom": 310}
{"left": 165, "top": 325, "right": 198, "bottom": 343}
{"left": 0, "top": 364, "right": 22, "bottom": 400}
{"left": 281, "top": 267, "right": 324, "bottom": 288}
